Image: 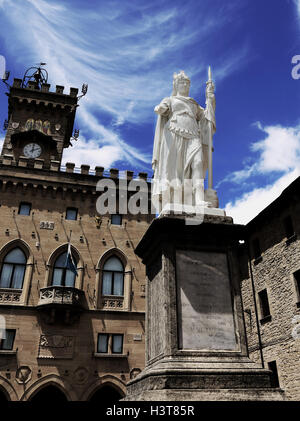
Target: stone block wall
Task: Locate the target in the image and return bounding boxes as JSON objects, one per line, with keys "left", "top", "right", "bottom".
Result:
{"left": 0, "top": 165, "right": 152, "bottom": 400}
{"left": 240, "top": 187, "right": 300, "bottom": 400}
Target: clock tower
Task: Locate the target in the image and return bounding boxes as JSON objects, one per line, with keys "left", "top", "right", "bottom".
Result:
{"left": 1, "top": 65, "right": 81, "bottom": 168}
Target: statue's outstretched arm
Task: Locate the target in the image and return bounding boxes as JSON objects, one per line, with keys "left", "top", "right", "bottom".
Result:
{"left": 154, "top": 97, "right": 170, "bottom": 116}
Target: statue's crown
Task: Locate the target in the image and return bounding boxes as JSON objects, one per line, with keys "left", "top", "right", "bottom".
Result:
{"left": 173, "top": 70, "right": 190, "bottom": 83}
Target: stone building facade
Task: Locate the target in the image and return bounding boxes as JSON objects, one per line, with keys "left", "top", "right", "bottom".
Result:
{"left": 240, "top": 176, "right": 300, "bottom": 401}
{"left": 0, "top": 73, "right": 152, "bottom": 401}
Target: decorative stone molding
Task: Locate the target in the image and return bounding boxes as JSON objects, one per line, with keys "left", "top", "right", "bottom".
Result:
{"left": 38, "top": 334, "right": 75, "bottom": 359}
{"left": 130, "top": 368, "right": 142, "bottom": 379}
{"left": 102, "top": 297, "right": 124, "bottom": 309}
{"left": 73, "top": 367, "right": 89, "bottom": 385}
{"left": 93, "top": 353, "right": 128, "bottom": 358}
{"left": 140, "top": 284, "right": 146, "bottom": 297}
{"left": 40, "top": 221, "right": 54, "bottom": 230}
{"left": 37, "top": 286, "right": 85, "bottom": 308}
{"left": 0, "top": 289, "right": 22, "bottom": 303}
{"left": 15, "top": 366, "right": 32, "bottom": 385}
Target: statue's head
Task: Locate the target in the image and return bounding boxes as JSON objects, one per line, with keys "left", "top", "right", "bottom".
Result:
{"left": 172, "top": 70, "right": 190, "bottom": 96}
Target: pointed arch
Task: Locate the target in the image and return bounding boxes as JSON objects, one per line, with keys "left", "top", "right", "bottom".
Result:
{"left": 21, "top": 374, "right": 78, "bottom": 401}
{"left": 0, "top": 376, "right": 18, "bottom": 401}
{"left": 0, "top": 239, "right": 34, "bottom": 305}
{"left": 80, "top": 375, "right": 126, "bottom": 401}
{"left": 44, "top": 243, "right": 84, "bottom": 289}
{"left": 30, "top": 385, "right": 67, "bottom": 402}
{"left": 95, "top": 248, "right": 132, "bottom": 311}
{"left": 0, "top": 238, "right": 33, "bottom": 264}
{"left": 97, "top": 248, "right": 131, "bottom": 273}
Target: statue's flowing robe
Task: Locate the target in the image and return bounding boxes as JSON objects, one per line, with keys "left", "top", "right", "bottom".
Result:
{"left": 152, "top": 95, "right": 216, "bottom": 197}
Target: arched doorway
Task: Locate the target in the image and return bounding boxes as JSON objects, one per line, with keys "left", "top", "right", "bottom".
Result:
{"left": 89, "top": 385, "right": 123, "bottom": 403}
{"left": 30, "top": 385, "right": 68, "bottom": 402}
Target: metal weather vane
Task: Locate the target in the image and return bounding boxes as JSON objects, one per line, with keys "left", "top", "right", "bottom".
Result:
{"left": 22, "top": 62, "right": 48, "bottom": 89}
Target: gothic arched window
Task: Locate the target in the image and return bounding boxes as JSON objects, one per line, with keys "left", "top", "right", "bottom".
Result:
{"left": 102, "top": 256, "right": 124, "bottom": 296}
{"left": 0, "top": 248, "right": 27, "bottom": 289}
{"left": 52, "top": 252, "right": 77, "bottom": 287}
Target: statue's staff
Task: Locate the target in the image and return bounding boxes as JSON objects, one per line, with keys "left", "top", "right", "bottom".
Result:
{"left": 206, "top": 66, "right": 215, "bottom": 191}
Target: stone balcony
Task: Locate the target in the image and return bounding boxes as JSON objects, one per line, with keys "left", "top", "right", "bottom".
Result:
{"left": 37, "top": 286, "right": 85, "bottom": 324}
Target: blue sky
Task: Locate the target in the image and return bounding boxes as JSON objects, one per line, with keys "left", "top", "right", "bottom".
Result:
{"left": 0, "top": 0, "right": 300, "bottom": 223}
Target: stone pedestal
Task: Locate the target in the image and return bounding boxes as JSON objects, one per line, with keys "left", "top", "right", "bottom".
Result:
{"left": 125, "top": 214, "right": 284, "bottom": 401}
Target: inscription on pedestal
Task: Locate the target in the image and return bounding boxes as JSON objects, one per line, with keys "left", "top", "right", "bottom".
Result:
{"left": 176, "top": 250, "right": 237, "bottom": 351}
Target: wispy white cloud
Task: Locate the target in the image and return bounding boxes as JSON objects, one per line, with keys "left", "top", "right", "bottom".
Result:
{"left": 63, "top": 108, "right": 151, "bottom": 168}
{"left": 223, "top": 122, "right": 300, "bottom": 223}
{"left": 294, "top": 0, "right": 300, "bottom": 17}
{"left": 63, "top": 136, "right": 122, "bottom": 169}
{"left": 0, "top": 0, "right": 249, "bottom": 170}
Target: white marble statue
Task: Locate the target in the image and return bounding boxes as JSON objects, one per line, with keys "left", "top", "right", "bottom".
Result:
{"left": 152, "top": 69, "right": 218, "bottom": 210}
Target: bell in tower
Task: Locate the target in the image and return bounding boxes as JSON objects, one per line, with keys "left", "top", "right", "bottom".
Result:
{"left": 1, "top": 64, "right": 82, "bottom": 169}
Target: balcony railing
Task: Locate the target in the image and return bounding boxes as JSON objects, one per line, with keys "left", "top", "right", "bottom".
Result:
{"left": 101, "top": 296, "right": 124, "bottom": 310}
{"left": 37, "top": 286, "right": 85, "bottom": 309}
{"left": 0, "top": 288, "right": 22, "bottom": 304}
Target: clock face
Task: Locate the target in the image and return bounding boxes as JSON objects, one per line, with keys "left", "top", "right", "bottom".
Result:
{"left": 23, "top": 143, "right": 42, "bottom": 158}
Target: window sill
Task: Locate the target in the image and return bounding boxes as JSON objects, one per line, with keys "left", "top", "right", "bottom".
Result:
{"left": 260, "top": 315, "right": 272, "bottom": 325}
{"left": 0, "top": 350, "right": 17, "bottom": 356}
{"left": 253, "top": 256, "right": 262, "bottom": 265}
{"left": 286, "top": 233, "right": 297, "bottom": 246}
{"left": 93, "top": 352, "right": 128, "bottom": 358}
